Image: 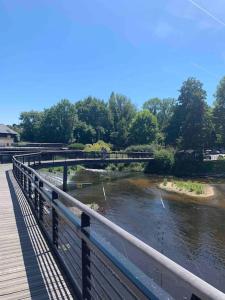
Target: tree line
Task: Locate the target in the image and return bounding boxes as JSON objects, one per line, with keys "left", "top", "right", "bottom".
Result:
{"left": 18, "top": 76, "right": 225, "bottom": 150}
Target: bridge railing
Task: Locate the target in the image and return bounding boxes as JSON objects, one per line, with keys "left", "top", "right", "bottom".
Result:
{"left": 18, "top": 150, "right": 153, "bottom": 164}
{"left": 12, "top": 153, "right": 225, "bottom": 300}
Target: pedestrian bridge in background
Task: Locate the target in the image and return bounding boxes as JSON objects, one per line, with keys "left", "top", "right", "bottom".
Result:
{"left": 0, "top": 151, "right": 225, "bottom": 300}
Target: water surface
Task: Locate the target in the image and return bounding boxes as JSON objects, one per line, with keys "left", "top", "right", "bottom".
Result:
{"left": 68, "top": 172, "right": 225, "bottom": 293}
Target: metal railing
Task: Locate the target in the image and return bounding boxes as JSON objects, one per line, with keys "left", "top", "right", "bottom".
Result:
{"left": 12, "top": 152, "right": 225, "bottom": 300}
{"left": 14, "top": 150, "right": 154, "bottom": 165}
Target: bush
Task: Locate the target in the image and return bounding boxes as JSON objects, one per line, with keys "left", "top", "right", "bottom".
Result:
{"left": 145, "top": 148, "right": 175, "bottom": 174}
{"left": 125, "top": 144, "right": 160, "bottom": 153}
{"left": 218, "top": 155, "right": 225, "bottom": 160}
{"left": 84, "top": 140, "right": 112, "bottom": 152}
{"left": 68, "top": 143, "right": 85, "bottom": 150}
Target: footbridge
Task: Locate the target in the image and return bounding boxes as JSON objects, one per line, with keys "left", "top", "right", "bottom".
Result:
{"left": 0, "top": 151, "right": 224, "bottom": 299}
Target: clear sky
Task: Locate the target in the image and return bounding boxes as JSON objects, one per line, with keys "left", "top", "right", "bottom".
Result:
{"left": 1, "top": 0, "right": 225, "bottom": 124}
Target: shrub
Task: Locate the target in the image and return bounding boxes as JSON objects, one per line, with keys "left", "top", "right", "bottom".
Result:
{"left": 68, "top": 143, "right": 85, "bottom": 150}
{"left": 218, "top": 155, "right": 225, "bottom": 160}
{"left": 125, "top": 144, "right": 160, "bottom": 153}
{"left": 145, "top": 148, "right": 175, "bottom": 174}
{"left": 163, "top": 177, "right": 167, "bottom": 186}
{"left": 84, "top": 140, "right": 112, "bottom": 152}
{"left": 106, "top": 164, "right": 118, "bottom": 171}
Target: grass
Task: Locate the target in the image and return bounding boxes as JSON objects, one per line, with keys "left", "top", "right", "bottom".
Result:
{"left": 172, "top": 180, "right": 204, "bottom": 195}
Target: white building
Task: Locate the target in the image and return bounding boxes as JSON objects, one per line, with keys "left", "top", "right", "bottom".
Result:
{"left": 0, "top": 124, "right": 18, "bottom": 147}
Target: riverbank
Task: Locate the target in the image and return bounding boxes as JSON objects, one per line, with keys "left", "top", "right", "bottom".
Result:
{"left": 159, "top": 181, "right": 214, "bottom": 198}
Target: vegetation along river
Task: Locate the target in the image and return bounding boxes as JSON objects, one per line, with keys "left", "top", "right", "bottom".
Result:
{"left": 46, "top": 169, "right": 225, "bottom": 294}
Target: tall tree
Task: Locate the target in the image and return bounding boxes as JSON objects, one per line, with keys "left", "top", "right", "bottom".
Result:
{"left": 40, "top": 99, "right": 77, "bottom": 143}
{"left": 143, "top": 97, "right": 175, "bottom": 130}
{"left": 108, "top": 92, "right": 136, "bottom": 147}
{"left": 166, "top": 78, "right": 207, "bottom": 150}
{"left": 128, "top": 110, "right": 158, "bottom": 145}
{"left": 202, "top": 106, "right": 216, "bottom": 149}
{"left": 20, "top": 111, "right": 43, "bottom": 142}
{"left": 143, "top": 98, "right": 161, "bottom": 115}
{"left": 75, "top": 97, "right": 109, "bottom": 142}
{"left": 213, "top": 76, "right": 225, "bottom": 147}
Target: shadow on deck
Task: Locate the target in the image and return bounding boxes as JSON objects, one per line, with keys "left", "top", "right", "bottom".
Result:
{"left": 0, "top": 168, "right": 74, "bottom": 299}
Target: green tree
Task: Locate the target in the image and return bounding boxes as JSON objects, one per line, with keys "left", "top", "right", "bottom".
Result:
{"left": 75, "top": 97, "right": 109, "bottom": 142}
{"left": 20, "top": 111, "right": 43, "bottom": 142}
{"left": 143, "top": 98, "right": 175, "bottom": 130}
{"left": 143, "top": 98, "right": 161, "bottom": 115}
{"left": 202, "top": 106, "right": 216, "bottom": 149}
{"left": 213, "top": 76, "right": 225, "bottom": 147}
{"left": 73, "top": 121, "right": 96, "bottom": 144}
{"left": 109, "top": 92, "right": 136, "bottom": 147}
{"left": 40, "top": 99, "right": 76, "bottom": 143}
{"left": 166, "top": 78, "right": 207, "bottom": 150}
{"left": 128, "top": 110, "right": 158, "bottom": 145}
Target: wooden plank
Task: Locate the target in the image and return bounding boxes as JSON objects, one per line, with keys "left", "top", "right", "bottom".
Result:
{"left": 0, "top": 165, "right": 75, "bottom": 299}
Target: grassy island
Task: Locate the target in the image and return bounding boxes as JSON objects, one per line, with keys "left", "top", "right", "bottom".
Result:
{"left": 159, "top": 179, "right": 214, "bottom": 198}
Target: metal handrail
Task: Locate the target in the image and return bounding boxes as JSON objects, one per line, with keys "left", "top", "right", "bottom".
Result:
{"left": 12, "top": 152, "right": 225, "bottom": 300}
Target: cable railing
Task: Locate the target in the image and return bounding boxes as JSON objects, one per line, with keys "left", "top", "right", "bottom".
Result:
{"left": 12, "top": 152, "right": 225, "bottom": 300}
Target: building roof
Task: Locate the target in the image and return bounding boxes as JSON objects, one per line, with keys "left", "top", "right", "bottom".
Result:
{"left": 0, "top": 124, "right": 18, "bottom": 135}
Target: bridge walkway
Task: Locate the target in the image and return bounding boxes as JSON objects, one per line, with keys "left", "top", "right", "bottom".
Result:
{"left": 0, "top": 165, "right": 75, "bottom": 300}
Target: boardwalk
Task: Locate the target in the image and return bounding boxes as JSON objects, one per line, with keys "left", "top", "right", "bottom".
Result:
{"left": 0, "top": 165, "right": 74, "bottom": 300}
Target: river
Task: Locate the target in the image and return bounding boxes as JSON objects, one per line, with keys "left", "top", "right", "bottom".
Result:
{"left": 43, "top": 168, "right": 225, "bottom": 294}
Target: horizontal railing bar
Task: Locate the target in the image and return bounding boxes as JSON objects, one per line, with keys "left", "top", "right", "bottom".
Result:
{"left": 58, "top": 237, "right": 82, "bottom": 278}
{"left": 52, "top": 200, "right": 160, "bottom": 299}
{"left": 89, "top": 260, "right": 124, "bottom": 300}
{"left": 12, "top": 153, "right": 225, "bottom": 300}
{"left": 86, "top": 272, "right": 113, "bottom": 300}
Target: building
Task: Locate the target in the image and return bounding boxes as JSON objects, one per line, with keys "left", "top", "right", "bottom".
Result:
{"left": 0, "top": 124, "right": 18, "bottom": 147}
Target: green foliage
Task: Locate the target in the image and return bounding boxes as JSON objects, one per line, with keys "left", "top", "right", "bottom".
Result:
{"left": 172, "top": 180, "right": 204, "bottom": 195}
{"left": 145, "top": 148, "right": 175, "bottom": 174}
{"left": 213, "top": 76, "right": 225, "bottom": 147}
{"left": 20, "top": 100, "right": 77, "bottom": 143}
{"left": 125, "top": 144, "right": 158, "bottom": 153}
{"left": 128, "top": 110, "right": 158, "bottom": 145}
{"left": 47, "top": 166, "right": 64, "bottom": 173}
{"left": 73, "top": 121, "right": 96, "bottom": 144}
{"left": 163, "top": 178, "right": 167, "bottom": 186}
{"left": 20, "top": 111, "right": 43, "bottom": 142}
{"left": 109, "top": 92, "right": 136, "bottom": 148}
{"left": 84, "top": 140, "right": 112, "bottom": 152}
{"left": 218, "top": 155, "right": 225, "bottom": 160}
{"left": 202, "top": 106, "right": 216, "bottom": 149}
{"left": 40, "top": 99, "right": 77, "bottom": 143}
{"left": 18, "top": 76, "right": 225, "bottom": 155}
{"left": 143, "top": 97, "right": 175, "bottom": 130}
{"left": 75, "top": 97, "right": 109, "bottom": 143}
{"left": 166, "top": 78, "right": 207, "bottom": 150}
{"left": 68, "top": 143, "right": 85, "bottom": 150}
{"left": 106, "top": 162, "right": 144, "bottom": 172}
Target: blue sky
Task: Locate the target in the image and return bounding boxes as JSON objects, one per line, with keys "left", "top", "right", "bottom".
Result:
{"left": 1, "top": 0, "right": 225, "bottom": 124}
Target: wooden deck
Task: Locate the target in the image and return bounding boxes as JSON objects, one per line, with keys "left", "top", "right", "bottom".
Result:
{"left": 0, "top": 164, "right": 75, "bottom": 300}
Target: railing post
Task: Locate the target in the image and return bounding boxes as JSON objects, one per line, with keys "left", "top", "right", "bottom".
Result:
{"left": 52, "top": 191, "right": 59, "bottom": 248}
{"left": 23, "top": 171, "right": 27, "bottom": 192}
{"left": 34, "top": 176, "right": 39, "bottom": 213}
{"left": 81, "top": 212, "right": 91, "bottom": 300}
{"left": 39, "top": 181, "right": 44, "bottom": 221}
{"left": 63, "top": 164, "right": 68, "bottom": 192}
{"left": 28, "top": 170, "right": 32, "bottom": 200}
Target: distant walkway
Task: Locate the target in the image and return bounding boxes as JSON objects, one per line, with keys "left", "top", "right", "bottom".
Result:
{"left": 0, "top": 165, "right": 74, "bottom": 300}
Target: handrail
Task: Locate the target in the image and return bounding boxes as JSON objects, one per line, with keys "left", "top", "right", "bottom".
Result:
{"left": 12, "top": 152, "right": 225, "bottom": 300}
